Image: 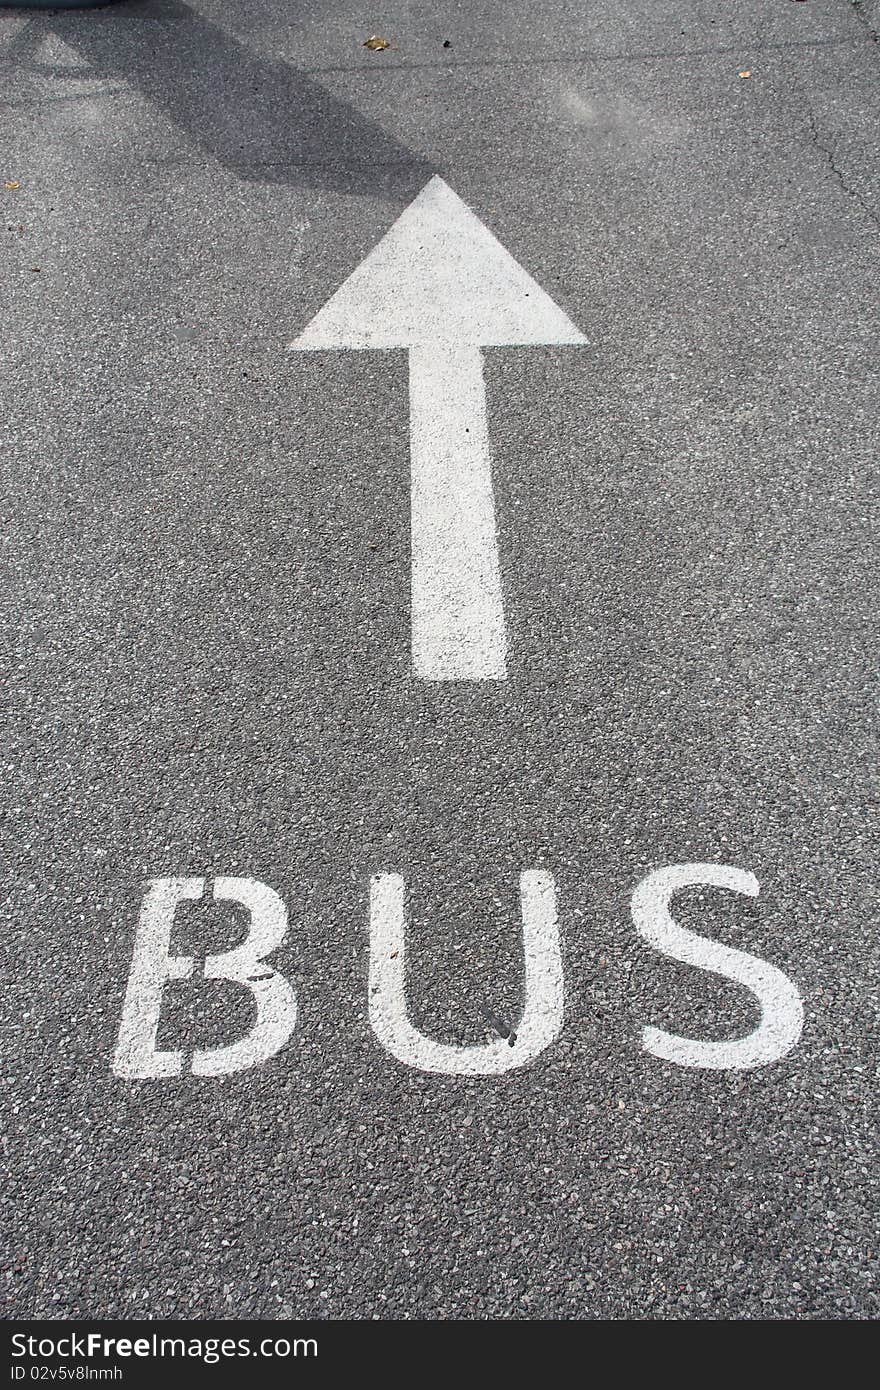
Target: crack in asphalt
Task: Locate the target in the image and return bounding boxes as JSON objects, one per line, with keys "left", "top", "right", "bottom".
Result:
{"left": 805, "top": 103, "right": 880, "bottom": 232}
{"left": 849, "top": 0, "right": 880, "bottom": 48}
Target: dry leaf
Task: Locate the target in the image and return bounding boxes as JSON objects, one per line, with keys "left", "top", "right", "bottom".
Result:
{"left": 364, "top": 35, "right": 391, "bottom": 51}
{"left": 4, "top": 180, "right": 20, "bottom": 191}
{"left": 739, "top": 70, "right": 752, "bottom": 79}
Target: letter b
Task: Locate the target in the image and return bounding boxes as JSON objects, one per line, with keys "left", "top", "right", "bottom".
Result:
{"left": 113, "top": 877, "right": 296, "bottom": 1079}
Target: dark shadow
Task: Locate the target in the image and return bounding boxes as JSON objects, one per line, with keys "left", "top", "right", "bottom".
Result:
{"left": 4, "top": 0, "right": 433, "bottom": 200}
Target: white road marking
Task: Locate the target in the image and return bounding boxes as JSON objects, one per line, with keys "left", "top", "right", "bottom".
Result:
{"left": 194, "top": 877, "right": 297, "bottom": 1077}
{"left": 290, "top": 176, "right": 586, "bottom": 679}
{"left": 113, "top": 877, "right": 200, "bottom": 1080}
{"left": 631, "top": 863, "right": 804, "bottom": 1070}
{"left": 113, "top": 876, "right": 296, "bottom": 1079}
{"left": 367, "top": 870, "right": 563, "bottom": 1075}
{"left": 409, "top": 343, "right": 505, "bottom": 678}
{"left": 114, "top": 866, "right": 806, "bottom": 1079}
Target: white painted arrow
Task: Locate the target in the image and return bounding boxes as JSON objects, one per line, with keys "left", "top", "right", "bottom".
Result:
{"left": 290, "top": 176, "right": 586, "bottom": 681}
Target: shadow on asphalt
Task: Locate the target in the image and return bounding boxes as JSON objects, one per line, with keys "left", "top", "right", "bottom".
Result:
{"left": 2, "top": 0, "right": 434, "bottom": 199}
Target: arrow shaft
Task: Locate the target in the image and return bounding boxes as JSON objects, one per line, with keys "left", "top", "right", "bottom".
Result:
{"left": 409, "top": 343, "right": 507, "bottom": 680}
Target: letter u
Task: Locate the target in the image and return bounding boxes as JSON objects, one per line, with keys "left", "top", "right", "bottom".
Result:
{"left": 368, "top": 870, "right": 564, "bottom": 1075}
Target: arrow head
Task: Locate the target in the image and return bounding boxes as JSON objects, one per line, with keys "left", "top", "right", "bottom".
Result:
{"left": 290, "top": 176, "right": 586, "bottom": 350}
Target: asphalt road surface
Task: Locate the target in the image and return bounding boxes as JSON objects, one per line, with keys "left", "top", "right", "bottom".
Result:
{"left": 1, "top": 0, "right": 878, "bottom": 1320}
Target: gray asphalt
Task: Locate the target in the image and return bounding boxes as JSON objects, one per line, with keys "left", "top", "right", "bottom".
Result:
{"left": 1, "top": 0, "right": 878, "bottom": 1320}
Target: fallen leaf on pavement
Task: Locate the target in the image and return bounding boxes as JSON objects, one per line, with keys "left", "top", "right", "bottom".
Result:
{"left": 364, "top": 35, "right": 391, "bottom": 51}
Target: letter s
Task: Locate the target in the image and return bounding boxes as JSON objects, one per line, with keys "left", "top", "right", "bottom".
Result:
{"left": 631, "top": 863, "right": 803, "bottom": 1070}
